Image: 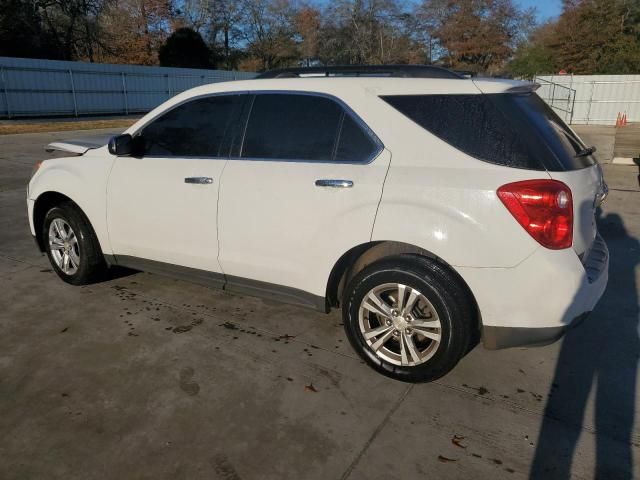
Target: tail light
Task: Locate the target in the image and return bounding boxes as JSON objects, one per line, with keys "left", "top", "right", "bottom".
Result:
{"left": 497, "top": 179, "right": 573, "bottom": 250}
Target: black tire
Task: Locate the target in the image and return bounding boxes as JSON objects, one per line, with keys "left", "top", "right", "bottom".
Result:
{"left": 43, "top": 202, "right": 107, "bottom": 285}
{"left": 342, "top": 254, "right": 474, "bottom": 383}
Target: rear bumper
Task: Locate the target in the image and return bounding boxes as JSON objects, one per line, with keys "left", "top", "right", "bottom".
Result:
{"left": 456, "top": 234, "right": 609, "bottom": 350}
{"left": 482, "top": 312, "right": 589, "bottom": 349}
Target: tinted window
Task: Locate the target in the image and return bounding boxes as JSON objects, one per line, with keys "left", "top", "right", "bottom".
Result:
{"left": 382, "top": 94, "right": 540, "bottom": 169}
{"left": 241, "top": 94, "right": 378, "bottom": 162}
{"left": 141, "top": 95, "right": 243, "bottom": 157}
{"left": 382, "top": 93, "right": 596, "bottom": 171}
{"left": 335, "top": 114, "right": 378, "bottom": 162}
{"left": 501, "top": 94, "right": 596, "bottom": 170}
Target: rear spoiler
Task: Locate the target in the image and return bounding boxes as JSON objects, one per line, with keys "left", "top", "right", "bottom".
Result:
{"left": 505, "top": 83, "right": 541, "bottom": 94}
{"left": 46, "top": 134, "right": 112, "bottom": 155}
{"left": 472, "top": 78, "right": 540, "bottom": 95}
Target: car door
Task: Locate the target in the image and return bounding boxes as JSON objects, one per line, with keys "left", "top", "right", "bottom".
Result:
{"left": 106, "top": 94, "right": 244, "bottom": 275}
{"left": 218, "top": 92, "right": 391, "bottom": 307}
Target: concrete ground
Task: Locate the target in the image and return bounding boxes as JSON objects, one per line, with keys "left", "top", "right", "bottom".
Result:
{"left": 572, "top": 125, "right": 616, "bottom": 165}
{"left": 0, "top": 127, "right": 639, "bottom": 480}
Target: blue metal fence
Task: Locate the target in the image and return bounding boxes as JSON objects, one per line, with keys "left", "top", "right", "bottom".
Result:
{"left": 0, "top": 57, "right": 256, "bottom": 118}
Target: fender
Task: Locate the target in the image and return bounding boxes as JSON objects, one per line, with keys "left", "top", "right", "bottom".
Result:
{"left": 28, "top": 149, "right": 115, "bottom": 255}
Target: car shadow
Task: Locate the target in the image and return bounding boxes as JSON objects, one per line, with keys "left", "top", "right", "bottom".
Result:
{"left": 105, "top": 264, "right": 138, "bottom": 281}
{"left": 530, "top": 210, "right": 639, "bottom": 479}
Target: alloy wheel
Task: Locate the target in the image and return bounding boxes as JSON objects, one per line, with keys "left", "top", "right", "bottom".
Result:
{"left": 358, "top": 283, "right": 442, "bottom": 366}
{"left": 48, "top": 218, "right": 80, "bottom": 275}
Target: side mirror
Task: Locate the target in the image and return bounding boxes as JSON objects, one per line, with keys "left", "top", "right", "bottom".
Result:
{"left": 108, "top": 134, "right": 146, "bottom": 157}
{"left": 108, "top": 134, "right": 133, "bottom": 156}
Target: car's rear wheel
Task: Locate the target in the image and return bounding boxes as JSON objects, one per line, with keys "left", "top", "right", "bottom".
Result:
{"left": 342, "top": 254, "right": 473, "bottom": 382}
{"left": 43, "top": 202, "right": 106, "bottom": 285}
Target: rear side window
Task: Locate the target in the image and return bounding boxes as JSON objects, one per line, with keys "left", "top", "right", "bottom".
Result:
{"left": 141, "top": 94, "right": 244, "bottom": 157}
{"left": 382, "top": 93, "right": 596, "bottom": 171}
{"left": 500, "top": 94, "right": 596, "bottom": 170}
{"left": 241, "top": 93, "right": 379, "bottom": 162}
{"left": 381, "top": 94, "right": 539, "bottom": 169}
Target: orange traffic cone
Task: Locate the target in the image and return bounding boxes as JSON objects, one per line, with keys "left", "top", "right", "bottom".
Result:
{"left": 616, "top": 112, "right": 621, "bottom": 127}
{"left": 622, "top": 113, "right": 628, "bottom": 126}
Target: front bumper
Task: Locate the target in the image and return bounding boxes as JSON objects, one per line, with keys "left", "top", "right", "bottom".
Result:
{"left": 457, "top": 234, "right": 609, "bottom": 350}
{"left": 27, "top": 198, "right": 36, "bottom": 236}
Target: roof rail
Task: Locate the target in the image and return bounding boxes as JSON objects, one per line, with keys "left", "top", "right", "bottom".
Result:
{"left": 255, "top": 65, "right": 464, "bottom": 80}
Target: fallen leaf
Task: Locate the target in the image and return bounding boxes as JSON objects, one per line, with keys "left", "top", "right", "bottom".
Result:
{"left": 304, "top": 383, "right": 318, "bottom": 393}
{"left": 172, "top": 325, "right": 192, "bottom": 334}
{"left": 451, "top": 435, "right": 466, "bottom": 449}
{"left": 438, "top": 455, "right": 457, "bottom": 463}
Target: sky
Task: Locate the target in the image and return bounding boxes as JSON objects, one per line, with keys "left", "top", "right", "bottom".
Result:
{"left": 516, "top": 0, "right": 563, "bottom": 22}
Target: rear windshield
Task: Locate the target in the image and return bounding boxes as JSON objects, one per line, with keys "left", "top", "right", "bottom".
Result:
{"left": 381, "top": 93, "right": 596, "bottom": 171}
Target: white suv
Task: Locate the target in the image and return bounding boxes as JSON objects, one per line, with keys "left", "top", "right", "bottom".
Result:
{"left": 28, "top": 65, "right": 609, "bottom": 382}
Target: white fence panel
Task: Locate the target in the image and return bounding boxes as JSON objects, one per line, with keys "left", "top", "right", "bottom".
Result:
{"left": 535, "top": 74, "right": 640, "bottom": 125}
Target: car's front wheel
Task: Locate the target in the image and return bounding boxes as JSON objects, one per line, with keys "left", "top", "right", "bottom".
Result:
{"left": 43, "top": 202, "right": 106, "bottom": 285}
{"left": 342, "top": 255, "right": 473, "bottom": 383}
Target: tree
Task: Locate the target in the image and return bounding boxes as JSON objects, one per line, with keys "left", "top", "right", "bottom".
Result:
{"left": 318, "top": 0, "right": 425, "bottom": 65}
{"left": 101, "top": 0, "right": 173, "bottom": 65}
{"left": 238, "top": 0, "right": 297, "bottom": 70}
{"left": 508, "top": 22, "right": 556, "bottom": 77}
{"left": 0, "top": 0, "right": 127, "bottom": 63}
{"left": 212, "top": 0, "right": 245, "bottom": 69}
{"left": 20, "top": 0, "right": 113, "bottom": 62}
{"left": 417, "top": 0, "right": 534, "bottom": 74}
{"left": 551, "top": 0, "right": 640, "bottom": 74}
{"left": 509, "top": 0, "right": 640, "bottom": 75}
{"left": 0, "top": 0, "right": 62, "bottom": 59}
{"left": 159, "top": 26, "right": 211, "bottom": 67}
{"left": 295, "top": 6, "right": 320, "bottom": 66}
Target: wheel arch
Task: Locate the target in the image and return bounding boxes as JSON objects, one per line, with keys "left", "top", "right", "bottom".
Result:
{"left": 325, "top": 240, "right": 481, "bottom": 334}
{"left": 32, "top": 191, "right": 99, "bottom": 253}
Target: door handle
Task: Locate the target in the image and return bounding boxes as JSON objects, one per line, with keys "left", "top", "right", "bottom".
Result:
{"left": 315, "top": 179, "right": 354, "bottom": 188}
{"left": 185, "top": 177, "right": 213, "bottom": 184}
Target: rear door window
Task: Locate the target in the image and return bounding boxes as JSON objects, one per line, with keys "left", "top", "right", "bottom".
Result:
{"left": 141, "top": 94, "right": 244, "bottom": 157}
{"left": 240, "top": 93, "right": 379, "bottom": 162}
{"left": 335, "top": 114, "right": 379, "bottom": 162}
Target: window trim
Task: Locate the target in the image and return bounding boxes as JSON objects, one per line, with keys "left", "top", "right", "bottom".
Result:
{"left": 232, "top": 90, "right": 384, "bottom": 165}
